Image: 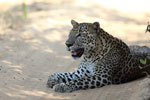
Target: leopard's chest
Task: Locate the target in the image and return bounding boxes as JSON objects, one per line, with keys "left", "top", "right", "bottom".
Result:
{"left": 78, "top": 61, "right": 96, "bottom": 76}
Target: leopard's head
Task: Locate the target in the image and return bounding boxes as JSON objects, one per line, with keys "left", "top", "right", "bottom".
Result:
{"left": 65, "top": 20, "right": 100, "bottom": 59}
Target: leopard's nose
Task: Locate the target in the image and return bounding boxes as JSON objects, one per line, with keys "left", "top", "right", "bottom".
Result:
{"left": 65, "top": 42, "right": 73, "bottom": 47}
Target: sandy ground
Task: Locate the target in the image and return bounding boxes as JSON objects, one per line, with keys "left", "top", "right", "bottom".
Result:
{"left": 0, "top": 0, "right": 150, "bottom": 100}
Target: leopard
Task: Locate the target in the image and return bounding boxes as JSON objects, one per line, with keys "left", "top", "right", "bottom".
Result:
{"left": 47, "top": 20, "right": 150, "bottom": 93}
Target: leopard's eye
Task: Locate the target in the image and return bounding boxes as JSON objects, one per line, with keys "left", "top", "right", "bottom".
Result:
{"left": 76, "top": 33, "right": 81, "bottom": 38}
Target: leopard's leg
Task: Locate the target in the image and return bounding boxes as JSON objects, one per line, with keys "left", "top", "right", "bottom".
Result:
{"left": 47, "top": 72, "right": 76, "bottom": 88}
{"left": 53, "top": 75, "right": 112, "bottom": 93}
{"left": 47, "top": 66, "right": 93, "bottom": 88}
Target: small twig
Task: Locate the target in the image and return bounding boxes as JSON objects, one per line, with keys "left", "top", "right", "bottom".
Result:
{"left": 141, "top": 64, "right": 150, "bottom": 69}
{"left": 145, "top": 21, "right": 150, "bottom": 33}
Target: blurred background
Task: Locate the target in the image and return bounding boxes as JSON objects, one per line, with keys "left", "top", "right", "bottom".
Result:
{"left": 0, "top": 0, "right": 150, "bottom": 45}
{"left": 0, "top": 0, "right": 150, "bottom": 100}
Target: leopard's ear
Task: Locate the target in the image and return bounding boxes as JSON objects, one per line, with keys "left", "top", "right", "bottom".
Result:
{"left": 71, "top": 20, "right": 79, "bottom": 27}
{"left": 93, "top": 22, "right": 100, "bottom": 30}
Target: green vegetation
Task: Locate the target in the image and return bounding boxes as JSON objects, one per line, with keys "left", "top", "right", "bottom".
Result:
{"left": 22, "top": 1, "right": 27, "bottom": 19}
{"left": 140, "top": 58, "right": 147, "bottom": 65}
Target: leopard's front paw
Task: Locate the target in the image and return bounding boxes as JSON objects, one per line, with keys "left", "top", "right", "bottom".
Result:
{"left": 53, "top": 83, "right": 73, "bottom": 93}
{"left": 47, "top": 73, "right": 59, "bottom": 88}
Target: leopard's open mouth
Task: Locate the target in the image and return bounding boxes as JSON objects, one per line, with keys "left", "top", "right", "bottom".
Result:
{"left": 71, "top": 48, "right": 84, "bottom": 58}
